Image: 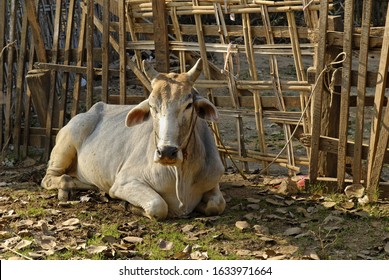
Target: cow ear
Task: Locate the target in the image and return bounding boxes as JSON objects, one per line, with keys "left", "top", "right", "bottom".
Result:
{"left": 125, "top": 99, "right": 150, "bottom": 127}
{"left": 194, "top": 96, "right": 219, "bottom": 122}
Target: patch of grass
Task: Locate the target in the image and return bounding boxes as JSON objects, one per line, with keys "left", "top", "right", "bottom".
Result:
{"left": 17, "top": 207, "right": 46, "bottom": 218}
{"left": 101, "top": 224, "right": 120, "bottom": 239}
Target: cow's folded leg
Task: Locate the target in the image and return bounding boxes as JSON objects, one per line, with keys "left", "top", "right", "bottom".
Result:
{"left": 109, "top": 179, "right": 168, "bottom": 220}
{"left": 58, "top": 175, "right": 99, "bottom": 201}
{"left": 196, "top": 185, "right": 226, "bottom": 216}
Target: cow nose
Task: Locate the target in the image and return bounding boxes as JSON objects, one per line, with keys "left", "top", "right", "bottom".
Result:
{"left": 156, "top": 146, "right": 179, "bottom": 160}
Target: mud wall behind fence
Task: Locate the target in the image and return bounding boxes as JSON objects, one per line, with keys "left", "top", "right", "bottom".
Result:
{"left": 0, "top": 0, "right": 389, "bottom": 199}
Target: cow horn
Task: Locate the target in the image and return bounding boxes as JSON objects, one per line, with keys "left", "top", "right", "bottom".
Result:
{"left": 186, "top": 58, "right": 203, "bottom": 83}
{"left": 142, "top": 60, "right": 160, "bottom": 81}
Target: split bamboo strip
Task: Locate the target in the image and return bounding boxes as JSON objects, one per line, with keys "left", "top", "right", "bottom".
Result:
{"left": 101, "top": 0, "right": 110, "bottom": 103}
{"left": 366, "top": 5, "right": 389, "bottom": 200}
{"left": 71, "top": 1, "right": 87, "bottom": 117}
{"left": 337, "top": 0, "right": 354, "bottom": 189}
{"left": 125, "top": 2, "right": 143, "bottom": 70}
{"left": 13, "top": 1, "right": 29, "bottom": 157}
{"left": 119, "top": 0, "right": 127, "bottom": 105}
{"left": 309, "top": 0, "right": 329, "bottom": 183}
{"left": 5, "top": 0, "right": 16, "bottom": 146}
{"left": 59, "top": 0, "right": 76, "bottom": 127}
{"left": 170, "top": 7, "right": 186, "bottom": 73}
{"left": 353, "top": 0, "right": 372, "bottom": 184}
{"left": 44, "top": 0, "right": 62, "bottom": 161}
{"left": 0, "top": 0, "right": 6, "bottom": 148}
{"left": 86, "top": 0, "right": 95, "bottom": 110}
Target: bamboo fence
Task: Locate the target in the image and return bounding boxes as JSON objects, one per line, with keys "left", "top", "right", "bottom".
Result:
{"left": 0, "top": 0, "right": 388, "bottom": 198}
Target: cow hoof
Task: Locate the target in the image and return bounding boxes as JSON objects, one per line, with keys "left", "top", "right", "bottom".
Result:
{"left": 58, "top": 189, "right": 69, "bottom": 201}
{"left": 144, "top": 199, "right": 169, "bottom": 220}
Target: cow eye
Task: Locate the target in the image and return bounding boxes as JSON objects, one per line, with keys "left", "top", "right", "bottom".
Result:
{"left": 185, "top": 103, "right": 193, "bottom": 110}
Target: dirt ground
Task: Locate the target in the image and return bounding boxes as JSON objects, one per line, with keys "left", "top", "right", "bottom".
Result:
{"left": 0, "top": 161, "right": 388, "bottom": 260}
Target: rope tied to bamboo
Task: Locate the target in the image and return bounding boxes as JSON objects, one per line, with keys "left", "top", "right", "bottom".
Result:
{"left": 257, "top": 51, "right": 347, "bottom": 175}
{"left": 0, "top": 40, "right": 16, "bottom": 59}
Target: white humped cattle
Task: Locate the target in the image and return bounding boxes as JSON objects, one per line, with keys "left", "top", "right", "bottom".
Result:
{"left": 41, "top": 59, "right": 226, "bottom": 219}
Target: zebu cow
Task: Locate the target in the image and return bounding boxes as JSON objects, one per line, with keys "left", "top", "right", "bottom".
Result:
{"left": 41, "top": 59, "right": 226, "bottom": 220}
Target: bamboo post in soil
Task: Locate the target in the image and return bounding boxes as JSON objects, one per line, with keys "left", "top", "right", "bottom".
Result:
{"left": 71, "top": 1, "right": 87, "bottom": 117}
{"left": 191, "top": 0, "right": 225, "bottom": 169}
{"left": 119, "top": 0, "right": 126, "bottom": 105}
{"left": 170, "top": 7, "right": 186, "bottom": 73}
{"left": 5, "top": 0, "right": 16, "bottom": 146}
{"left": 13, "top": 1, "right": 29, "bottom": 157}
{"left": 44, "top": 0, "right": 62, "bottom": 161}
{"left": 86, "top": 0, "right": 95, "bottom": 110}
{"left": 260, "top": 3, "right": 296, "bottom": 175}
{"left": 309, "top": 0, "right": 329, "bottom": 183}
{"left": 242, "top": 0, "right": 268, "bottom": 173}
{"left": 101, "top": 0, "right": 110, "bottom": 103}
{"left": 58, "top": 0, "right": 76, "bottom": 128}
{"left": 337, "top": 0, "right": 355, "bottom": 189}
{"left": 0, "top": 0, "right": 6, "bottom": 148}
{"left": 152, "top": 0, "right": 170, "bottom": 73}
{"left": 353, "top": 0, "right": 373, "bottom": 184}
{"left": 366, "top": 4, "right": 389, "bottom": 201}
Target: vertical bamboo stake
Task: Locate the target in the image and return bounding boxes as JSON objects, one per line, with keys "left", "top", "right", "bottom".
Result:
{"left": 238, "top": 2, "right": 268, "bottom": 172}
{"left": 353, "top": 0, "right": 372, "bottom": 184}
{"left": 23, "top": 2, "right": 39, "bottom": 158}
{"left": 366, "top": 5, "right": 389, "bottom": 200}
{"left": 101, "top": 0, "right": 110, "bottom": 103}
{"left": 13, "top": 0, "right": 29, "bottom": 158}
{"left": 59, "top": 0, "right": 76, "bottom": 127}
{"left": 260, "top": 4, "right": 296, "bottom": 175}
{"left": 125, "top": 3, "right": 142, "bottom": 69}
{"left": 337, "top": 0, "right": 354, "bottom": 189}
{"left": 44, "top": 0, "right": 62, "bottom": 161}
{"left": 71, "top": 2, "right": 87, "bottom": 117}
{"left": 0, "top": 0, "right": 6, "bottom": 148}
{"left": 309, "top": 0, "right": 329, "bottom": 184}
{"left": 119, "top": 0, "right": 126, "bottom": 104}
{"left": 171, "top": 7, "right": 186, "bottom": 73}
{"left": 152, "top": 0, "right": 169, "bottom": 73}
{"left": 5, "top": 0, "right": 16, "bottom": 148}
{"left": 86, "top": 0, "right": 94, "bottom": 110}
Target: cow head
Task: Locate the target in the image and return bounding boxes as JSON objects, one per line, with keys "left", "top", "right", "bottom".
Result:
{"left": 125, "top": 59, "right": 219, "bottom": 166}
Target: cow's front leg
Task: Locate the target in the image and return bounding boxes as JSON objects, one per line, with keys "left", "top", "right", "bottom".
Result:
{"left": 196, "top": 185, "right": 226, "bottom": 216}
{"left": 109, "top": 178, "right": 168, "bottom": 220}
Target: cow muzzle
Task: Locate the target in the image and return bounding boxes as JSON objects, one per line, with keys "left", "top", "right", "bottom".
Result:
{"left": 154, "top": 145, "right": 183, "bottom": 165}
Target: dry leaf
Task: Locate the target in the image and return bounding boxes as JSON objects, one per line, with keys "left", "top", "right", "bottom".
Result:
{"left": 158, "top": 239, "right": 173, "bottom": 251}
{"left": 344, "top": 184, "right": 365, "bottom": 198}
{"left": 284, "top": 227, "right": 302, "bottom": 236}
{"left": 340, "top": 201, "right": 355, "bottom": 210}
{"left": 322, "top": 201, "right": 336, "bottom": 208}
{"left": 123, "top": 236, "right": 143, "bottom": 244}
{"left": 15, "top": 219, "right": 34, "bottom": 230}
{"left": 247, "top": 204, "right": 260, "bottom": 210}
{"left": 14, "top": 239, "right": 33, "bottom": 250}
{"left": 181, "top": 224, "right": 195, "bottom": 233}
{"left": 246, "top": 198, "right": 261, "bottom": 203}
{"left": 86, "top": 245, "right": 107, "bottom": 254}
{"left": 235, "top": 221, "right": 250, "bottom": 231}
{"left": 236, "top": 249, "right": 251, "bottom": 256}
{"left": 3, "top": 236, "right": 21, "bottom": 248}
{"left": 61, "top": 218, "right": 80, "bottom": 226}
{"left": 265, "top": 198, "right": 285, "bottom": 206}
{"left": 253, "top": 225, "right": 270, "bottom": 235}
{"left": 36, "top": 235, "right": 57, "bottom": 250}
{"left": 190, "top": 251, "right": 208, "bottom": 260}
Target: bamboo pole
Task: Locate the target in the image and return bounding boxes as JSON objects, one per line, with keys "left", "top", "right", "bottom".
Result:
{"left": 13, "top": 0, "right": 29, "bottom": 158}
{"left": 86, "top": 0, "right": 95, "bottom": 110}
{"left": 71, "top": 1, "right": 87, "bottom": 117}
{"left": 44, "top": 0, "right": 62, "bottom": 161}
{"left": 0, "top": 0, "right": 6, "bottom": 148}
{"left": 119, "top": 0, "right": 127, "bottom": 105}
{"left": 260, "top": 3, "right": 296, "bottom": 175}
{"left": 59, "top": 0, "right": 76, "bottom": 127}
{"left": 353, "top": 0, "right": 372, "bottom": 184}
{"left": 5, "top": 0, "right": 16, "bottom": 146}
{"left": 337, "top": 0, "right": 354, "bottom": 189}
{"left": 102, "top": 0, "right": 110, "bottom": 103}
{"left": 366, "top": 5, "right": 389, "bottom": 201}
{"left": 309, "top": 0, "right": 329, "bottom": 183}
